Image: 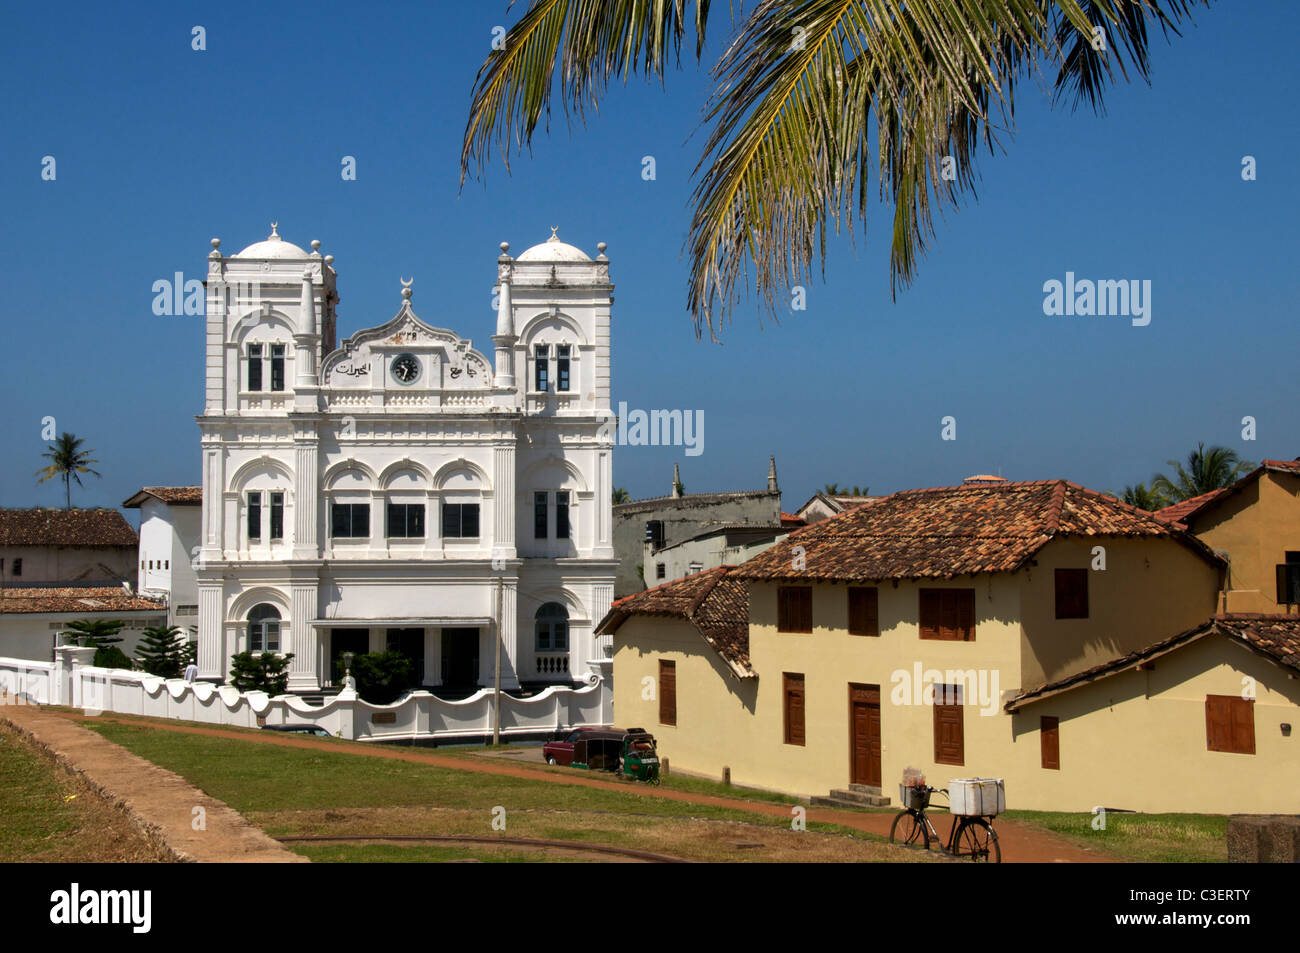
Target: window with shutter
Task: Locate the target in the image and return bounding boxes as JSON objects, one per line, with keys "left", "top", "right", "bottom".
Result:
{"left": 919, "top": 589, "right": 975, "bottom": 641}
{"left": 777, "top": 586, "right": 813, "bottom": 633}
{"left": 1205, "top": 694, "right": 1254, "bottom": 754}
{"left": 933, "top": 684, "right": 965, "bottom": 765}
{"left": 659, "top": 660, "right": 677, "bottom": 726}
{"left": 1040, "top": 715, "right": 1060, "bottom": 769}
{"left": 848, "top": 587, "right": 879, "bottom": 636}
{"left": 783, "top": 673, "right": 806, "bottom": 746}
{"left": 1055, "top": 569, "right": 1089, "bottom": 619}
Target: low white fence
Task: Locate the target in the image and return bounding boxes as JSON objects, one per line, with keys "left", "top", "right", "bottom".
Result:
{"left": 0, "top": 652, "right": 612, "bottom": 742}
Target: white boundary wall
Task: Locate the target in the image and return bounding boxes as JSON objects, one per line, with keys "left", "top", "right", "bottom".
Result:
{"left": 0, "top": 651, "right": 612, "bottom": 742}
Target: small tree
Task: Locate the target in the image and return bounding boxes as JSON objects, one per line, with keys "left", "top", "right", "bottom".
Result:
{"left": 64, "top": 618, "right": 124, "bottom": 648}
{"left": 228, "top": 652, "right": 295, "bottom": 695}
{"left": 135, "top": 625, "right": 187, "bottom": 678}
{"left": 64, "top": 618, "right": 133, "bottom": 668}
{"left": 35, "top": 432, "right": 101, "bottom": 508}
{"left": 350, "top": 651, "right": 415, "bottom": 705}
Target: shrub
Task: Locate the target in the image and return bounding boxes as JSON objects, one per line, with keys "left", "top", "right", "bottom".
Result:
{"left": 351, "top": 651, "right": 415, "bottom": 705}
{"left": 93, "top": 645, "right": 135, "bottom": 670}
{"left": 228, "top": 651, "right": 295, "bottom": 695}
{"left": 135, "top": 625, "right": 187, "bottom": 677}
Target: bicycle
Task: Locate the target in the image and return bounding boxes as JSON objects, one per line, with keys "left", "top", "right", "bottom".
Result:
{"left": 889, "top": 784, "right": 1001, "bottom": 862}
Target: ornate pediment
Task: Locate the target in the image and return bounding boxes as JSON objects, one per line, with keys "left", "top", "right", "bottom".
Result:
{"left": 321, "top": 295, "right": 492, "bottom": 389}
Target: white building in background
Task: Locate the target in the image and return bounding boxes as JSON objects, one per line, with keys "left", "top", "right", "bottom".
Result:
{"left": 195, "top": 225, "right": 617, "bottom": 692}
{"left": 122, "top": 487, "right": 202, "bottom": 635}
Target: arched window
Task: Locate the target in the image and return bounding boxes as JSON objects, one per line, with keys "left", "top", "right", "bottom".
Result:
{"left": 248, "top": 603, "right": 281, "bottom": 653}
{"left": 535, "top": 602, "right": 568, "bottom": 652}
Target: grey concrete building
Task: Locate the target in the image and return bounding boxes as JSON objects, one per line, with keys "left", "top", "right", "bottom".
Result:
{"left": 612, "top": 457, "right": 783, "bottom": 596}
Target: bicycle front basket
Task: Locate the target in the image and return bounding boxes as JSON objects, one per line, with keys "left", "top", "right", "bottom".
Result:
{"left": 899, "top": 784, "right": 931, "bottom": 811}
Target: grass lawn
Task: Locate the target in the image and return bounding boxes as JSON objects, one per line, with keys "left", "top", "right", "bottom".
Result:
{"left": 0, "top": 721, "right": 170, "bottom": 862}
{"left": 81, "top": 719, "right": 928, "bottom": 863}
{"left": 1003, "top": 810, "right": 1228, "bottom": 863}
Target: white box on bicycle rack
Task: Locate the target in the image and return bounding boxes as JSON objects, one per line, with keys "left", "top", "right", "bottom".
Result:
{"left": 947, "top": 778, "right": 1005, "bottom": 816}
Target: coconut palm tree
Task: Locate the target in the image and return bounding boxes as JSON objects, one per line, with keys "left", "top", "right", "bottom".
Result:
{"left": 612, "top": 487, "right": 631, "bottom": 504}
{"left": 462, "top": 1, "right": 1208, "bottom": 337}
{"left": 36, "top": 432, "right": 101, "bottom": 508}
{"left": 1119, "top": 482, "right": 1168, "bottom": 511}
{"left": 1151, "top": 443, "right": 1253, "bottom": 503}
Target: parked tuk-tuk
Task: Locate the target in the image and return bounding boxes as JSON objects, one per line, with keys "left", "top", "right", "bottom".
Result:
{"left": 563, "top": 728, "right": 660, "bottom": 784}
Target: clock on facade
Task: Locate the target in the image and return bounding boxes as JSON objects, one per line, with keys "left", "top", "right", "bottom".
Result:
{"left": 390, "top": 353, "right": 421, "bottom": 385}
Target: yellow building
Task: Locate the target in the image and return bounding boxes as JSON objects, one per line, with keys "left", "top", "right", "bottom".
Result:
{"left": 1158, "top": 458, "right": 1300, "bottom": 614}
{"left": 600, "top": 479, "right": 1300, "bottom": 812}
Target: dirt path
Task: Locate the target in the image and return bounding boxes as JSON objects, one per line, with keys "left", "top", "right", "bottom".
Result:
{"left": 54, "top": 709, "right": 1108, "bottom": 863}
{"left": 1, "top": 704, "right": 307, "bottom": 863}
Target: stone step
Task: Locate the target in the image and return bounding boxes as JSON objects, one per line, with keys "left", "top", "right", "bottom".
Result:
{"left": 829, "top": 787, "right": 891, "bottom": 806}
{"left": 847, "top": 783, "right": 884, "bottom": 795}
{"left": 810, "top": 792, "right": 891, "bottom": 810}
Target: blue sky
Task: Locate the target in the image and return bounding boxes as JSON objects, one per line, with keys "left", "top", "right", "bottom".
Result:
{"left": 2, "top": 1, "right": 1296, "bottom": 519}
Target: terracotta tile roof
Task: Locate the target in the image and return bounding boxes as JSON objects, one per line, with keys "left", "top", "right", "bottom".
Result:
{"left": 122, "top": 486, "right": 202, "bottom": 507}
{"left": 598, "top": 567, "right": 753, "bottom": 678}
{"left": 0, "top": 586, "right": 164, "bottom": 615}
{"left": 1154, "top": 488, "right": 1227, "bottom": 525}
{"left": 780, "top": 512, "right": 805, "bottom": 526}
{"left": 1006, "top": 614, "right": 1300, "bottom": 711}
{"left": 0, "top": 508, "right": 138, "bottom": 547}
{"left": 733, "top": 479, "right": 1221, "bottom": 583}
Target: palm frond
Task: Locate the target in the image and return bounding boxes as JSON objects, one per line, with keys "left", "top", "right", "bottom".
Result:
{"left": 460, "top": 0, "right": 712, "bottom": 184}
{"left": 461, "top": 0, "right": 1210, "bottom": 331}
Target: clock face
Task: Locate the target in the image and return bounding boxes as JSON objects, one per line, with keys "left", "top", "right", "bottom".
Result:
{"left": 391, "top": 353, "right": 421, "bottom": 385}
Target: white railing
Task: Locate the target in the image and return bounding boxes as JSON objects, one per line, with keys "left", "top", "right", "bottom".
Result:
{"left": 535, "top": 653, "right": 570, "bottom": 676}
{"left": 0, "top": 654, "right": 611, "bottom": 742}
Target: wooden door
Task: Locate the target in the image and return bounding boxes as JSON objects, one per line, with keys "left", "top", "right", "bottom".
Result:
{"left": 849, "top": 684, "right": 881, "bottom": 787}
{"left": 658, "top": 660, "right": 677, "bottom": 726}
{"left": 934, "top": 687, "right": 965, "bottom": 765}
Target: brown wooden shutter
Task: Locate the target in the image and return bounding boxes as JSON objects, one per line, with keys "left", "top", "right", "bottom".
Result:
{"left": 783, "top": 673, "right": 806, "bottom": 746}
{"left": 920, "top": 589, "right": 975, "bottom": 641}
{"left": 1230, "top": 697, "right": 1256, "bottom": 754}
{"left": 778, "top": 586, "right": 813, "bottom": 633}
{"left": 933, "top": 687, "right": 964, "bottom": 765}
{"left": 955, "top": 589, "right": 975, "bottom": 640}
{"left": 1040, "top": 715, "right": 1060, "bottom": 769}
{"left": 1055, "top": 569, "right": 1089, "bottom": 619}
{"left": 658, "top": 660, "right": 676, "bottom": 726}
{"left": 1206, "top": 695, "right": 1255, "bottom": 754}
{"left": 848, "top": 587, "right": 879, "bottom": 636}
{"left": 919, "top": 589, "right": 941, "bottom": 640}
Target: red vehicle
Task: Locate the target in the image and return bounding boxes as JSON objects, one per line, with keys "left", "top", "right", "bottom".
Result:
{"left": 543, "top": 726, "right": 614, "bottom": 766}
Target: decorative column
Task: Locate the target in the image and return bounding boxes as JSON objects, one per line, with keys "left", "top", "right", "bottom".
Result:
{"left": 197, "top": 582, "right": 225, "bottom": 681}
{"left": 288, "top": 581, "right": 320, "bottom": 691}
{"left": 293, "top": 428, "right": 319, "bottom": 558}
{"left": 205, "top": 240, "right": 226, "bottom": 414}
{"left": 201, "top": 441, "right": 223, "bottom": 561}
{"left": 498, "top": 578, "right": 520, "bottom": 690}
{"left": 492, "top": 442, "right": 517, "bottom": 560}
{"left": 492, "top": 258, "right": 516, "bottom": 392}
{"left": 594, "top": 448, "right": 614, "bottom": 557}
{"left": 294, "top": 261, "right": 321, "bottom": 412}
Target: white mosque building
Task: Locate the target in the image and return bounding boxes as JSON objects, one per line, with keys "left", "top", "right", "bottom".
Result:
{"left": 194, "top": 225, "right": 617, "bottom": 692}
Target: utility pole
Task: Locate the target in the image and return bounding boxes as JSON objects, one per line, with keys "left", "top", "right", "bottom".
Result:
{"left": 493, "top": 576, "right": 503, "bottom": 746}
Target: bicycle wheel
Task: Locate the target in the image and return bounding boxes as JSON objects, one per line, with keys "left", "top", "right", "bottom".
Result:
{"left": 953, "top": 817, "right": 1001, "bottom": 863}
{"left": 889, "top": 810, "right": 931, "bottom": 850}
